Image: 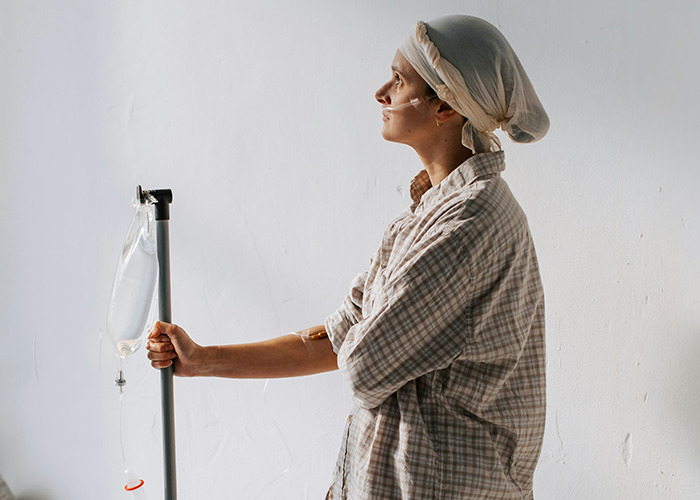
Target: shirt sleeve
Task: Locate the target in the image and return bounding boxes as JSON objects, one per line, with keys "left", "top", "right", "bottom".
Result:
{"left": 324, "top": 270, "right": 369, "bottom": 354}
{"left": 335, "top": 227, "right": 529, "bottom": 410}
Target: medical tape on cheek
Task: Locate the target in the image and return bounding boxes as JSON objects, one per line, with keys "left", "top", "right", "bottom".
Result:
{"left": 382, "top": 94, "right": 436, "bottom": 116}
{"left": 411, "top": 95, "right": 436, "bottom": 116}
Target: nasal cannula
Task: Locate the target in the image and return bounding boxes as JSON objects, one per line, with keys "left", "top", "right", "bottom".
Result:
{"left": 382, "top": 95, "right": 438, "bottom": 115}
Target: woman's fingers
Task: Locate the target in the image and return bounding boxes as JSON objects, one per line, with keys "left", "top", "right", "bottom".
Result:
{"left": 147, "top": 347, "right": 177, "bottom": 369}
{"left": 148, "top": 321, "right": 175, "bottom": 339}
{"left": 146, "top": 332, "right": 177, "bottom": 369}
{"left": 148, "top": 324, "right": 161, "bottom": 339}
{"left": 147, "top": 346, "right": 176, "bottom": 360}
{"left": 145, "top": 321, "right": 198, "bottom": 376}
{"left": 147, "top": 337, "right": 173, "bottom": 352}
{"left": 150, "top": 358, "right": 173, "bottom": 369}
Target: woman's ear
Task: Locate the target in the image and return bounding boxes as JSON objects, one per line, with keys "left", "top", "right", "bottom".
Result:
{"left": 435, "top": 101, "right": 462, "bottom": 126}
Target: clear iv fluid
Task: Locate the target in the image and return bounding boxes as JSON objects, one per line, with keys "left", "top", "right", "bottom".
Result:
{"left": 117, "top": 338, "right": 141, "bottom": 357}
{"left": 107, "top": 204, "right": 158, "bottom": 358}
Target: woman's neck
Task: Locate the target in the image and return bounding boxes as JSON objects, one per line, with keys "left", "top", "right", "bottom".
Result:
{"left": 414, "top": 133, "right": 474, "bottom": 186}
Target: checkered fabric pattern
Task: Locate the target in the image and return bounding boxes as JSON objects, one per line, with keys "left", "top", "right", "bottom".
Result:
{"left": 324, "top": 151, "right": 546, "bottom": 499}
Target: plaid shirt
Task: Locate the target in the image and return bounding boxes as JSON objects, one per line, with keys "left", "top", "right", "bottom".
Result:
{"left": 324, "top": 151, "right": 546, "bottom": 499}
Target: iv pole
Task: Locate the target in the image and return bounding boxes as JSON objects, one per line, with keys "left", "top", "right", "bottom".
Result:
{"left": 138, "top": 186, "right": 177, "bottom": 500}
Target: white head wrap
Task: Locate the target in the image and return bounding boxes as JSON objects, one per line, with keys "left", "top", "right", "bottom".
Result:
{"left": 400, "top": 15, "right": 550, "bottom": 153}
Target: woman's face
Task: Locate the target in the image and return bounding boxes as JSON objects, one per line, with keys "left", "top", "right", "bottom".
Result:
{"left": 375, "top": 50, "right": 437, "bottom": 147}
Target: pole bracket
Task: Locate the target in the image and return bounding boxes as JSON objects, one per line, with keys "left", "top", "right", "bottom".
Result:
{"left": 137, "top": 185, "right": 173, "bottom": 221}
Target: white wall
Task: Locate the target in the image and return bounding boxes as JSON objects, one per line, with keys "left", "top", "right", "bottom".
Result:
{"left": 1, "top": 1, "right": 699, "bottom": 498}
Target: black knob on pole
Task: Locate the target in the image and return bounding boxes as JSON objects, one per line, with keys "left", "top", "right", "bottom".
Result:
{"left": 137, "top": 185, "right": 173, "bottom": 221}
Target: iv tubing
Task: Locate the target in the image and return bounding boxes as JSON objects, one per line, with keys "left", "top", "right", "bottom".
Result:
{"left": 119, "top": 389, "right": 150, "bottom": 498}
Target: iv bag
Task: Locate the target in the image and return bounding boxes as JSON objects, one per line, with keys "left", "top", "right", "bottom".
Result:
{"left": 107, "top": 203, "right": 158, "bottom": 358}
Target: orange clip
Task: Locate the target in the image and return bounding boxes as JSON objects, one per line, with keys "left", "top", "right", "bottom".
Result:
{"left": 301, "top": 328, "right": 328, "bottom": 340}
{"left": 125, "top": 479, "right": 145, "bottom": 491}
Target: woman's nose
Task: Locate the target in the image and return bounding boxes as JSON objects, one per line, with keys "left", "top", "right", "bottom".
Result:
{"left": 375, "top": 81, "right": 391, "bottom": 104}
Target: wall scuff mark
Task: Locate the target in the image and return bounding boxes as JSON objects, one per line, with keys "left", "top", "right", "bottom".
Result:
{"left": 622, "top": 433, "right": 632, "bottom": 467}
{"left": 552, "top": 411, "right": 566, "bottom": 465}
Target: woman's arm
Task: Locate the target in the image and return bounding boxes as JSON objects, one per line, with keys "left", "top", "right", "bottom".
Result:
{"left": 146, "top": 322, "right": 338, "bottom": 378}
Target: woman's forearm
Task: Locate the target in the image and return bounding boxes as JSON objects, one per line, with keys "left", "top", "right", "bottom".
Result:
{"left": 195, "top": 327, "right": 338, "bottom": 379}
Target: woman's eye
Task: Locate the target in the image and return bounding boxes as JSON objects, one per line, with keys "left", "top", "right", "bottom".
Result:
{"left": 394, "top": 73, "right": 402, "bottom": 85}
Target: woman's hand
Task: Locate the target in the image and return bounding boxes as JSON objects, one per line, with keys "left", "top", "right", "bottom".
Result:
{"left": 146, "top": 321, "right": 202, "bottom": 377}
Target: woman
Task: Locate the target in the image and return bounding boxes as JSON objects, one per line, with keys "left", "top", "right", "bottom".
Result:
{"left": 147, "top": 15, "right": 549, "bottom": 499}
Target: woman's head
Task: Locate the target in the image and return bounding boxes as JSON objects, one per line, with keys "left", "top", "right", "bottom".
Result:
{"left": 375, "top": 50, "right": 465, "bottom": 150}
{"left": 375, "top": 51, "right": 461, "bottom": 149}
{"left": 398, "top": 15, "right": 549, "bottom": 153}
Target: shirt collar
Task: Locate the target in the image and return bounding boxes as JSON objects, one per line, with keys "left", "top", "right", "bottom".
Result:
{"left": 409, "top": 151, "right": 506, "bottom": 212}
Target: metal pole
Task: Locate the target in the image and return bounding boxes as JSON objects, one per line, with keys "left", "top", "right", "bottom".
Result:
{"left": 143, "top": 186, "right": 177, "bottom": 500}
{"left": 156, "top": 220, "right": 177, "bottom": 500}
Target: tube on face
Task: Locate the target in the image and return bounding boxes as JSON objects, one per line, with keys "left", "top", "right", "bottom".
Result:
{"left": 382, "top": 95, "right": 436, "bottom": 116}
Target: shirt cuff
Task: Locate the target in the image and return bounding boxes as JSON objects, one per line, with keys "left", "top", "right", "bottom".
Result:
{"left": 324, "top": 307, "right": 355, "bottom": 355}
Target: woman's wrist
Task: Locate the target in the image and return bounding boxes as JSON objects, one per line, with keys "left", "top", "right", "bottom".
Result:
{"left": 193, "top": 345, "right": 221, "bottom": 377}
